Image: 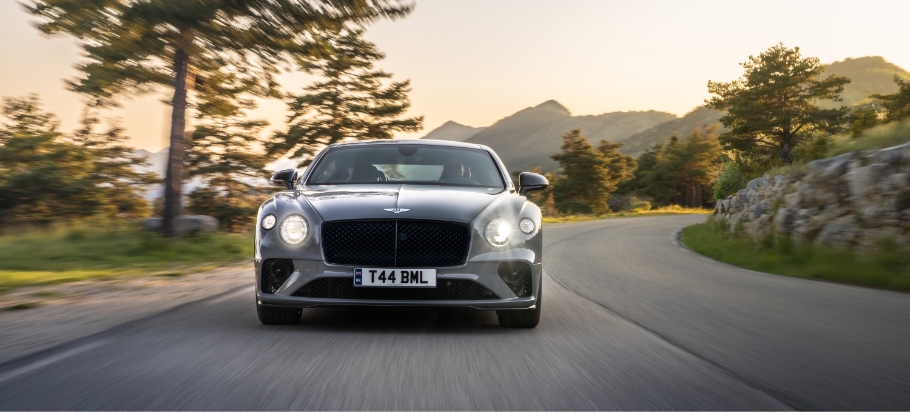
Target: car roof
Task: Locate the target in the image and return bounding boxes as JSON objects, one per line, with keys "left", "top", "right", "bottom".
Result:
{"left": 329, "top": 139, "right": 485, "bottom": 150}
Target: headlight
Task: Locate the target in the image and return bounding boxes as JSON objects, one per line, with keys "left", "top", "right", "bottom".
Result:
{"left": 261, "top": 214, "right": 276, "bottom": 230}
{"left": 484, "top": 218, "right": 513, "bottom": 247}
{"left": 279, "top": 214, "right": 308, "bottom": 245}
{"left": 519, "top": 217, "right": 536, "bottom": 234}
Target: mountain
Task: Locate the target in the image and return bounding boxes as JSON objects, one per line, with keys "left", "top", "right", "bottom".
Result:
{"left": 621, "top": 106, "right": 725, "bottom": 155}
{"left": 420, "top": 121, "right": 486, "bottom": 142}
{"left": 820, "top": 56, "right": 910, "bottom": 108}
{"left": 457, "top": 100, "right": 675, "bottom": 172}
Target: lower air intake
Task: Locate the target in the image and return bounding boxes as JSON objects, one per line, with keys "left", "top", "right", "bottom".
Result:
{"left": 292, "top": 278, "right": 499, "bottom": 300}
{"left": 261, "top": 259, "right": 294, "bottom": 294}
{"left": 497, "top": 261, "right": 533, "bottom": 297}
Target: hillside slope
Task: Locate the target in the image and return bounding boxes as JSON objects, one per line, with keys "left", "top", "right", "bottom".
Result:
{"left": 463, "top": 100, "right": 675, "bottom": 172}
{"left": 622, "top": 106, "right": 725, "bottom": 155}
{"left": 420, "top": 121, "right": 486, "bottom": 142}
{"left": 820, "top": 56, "right": 910, "bottom": 109}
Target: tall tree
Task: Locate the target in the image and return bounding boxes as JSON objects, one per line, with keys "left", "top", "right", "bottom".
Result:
{"left": 188, "top": 99, "right": 269, "bottom": 232}
{"left": 550, "top": 129, "right": 635, "bottom": 215}
{"left": 0, "top": 96, "right": 99, "bottom": 224}
{"left": 27, "top": 0, "right": 412, "bottom": 237}
{"left": 268, "top": 29, "right": 423, "bottom": 164}
{"left": 705, "top": 44, "right": 850, "bottom": 167}
{"left": 630, "top": 128, "right": 724, "bottom": 207}
{"left": 871, "top": 75, "right": 910, "bottom": 123}
{"left": 69, "top": 110, "right": 159, "bottom": 218}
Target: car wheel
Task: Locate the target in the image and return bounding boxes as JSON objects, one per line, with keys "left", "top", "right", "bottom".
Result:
{"left": 497, "top": 276, "right": 542, "bottom": 328}
{"left": 257, "top": 305, "right": 302, "bottom": 325}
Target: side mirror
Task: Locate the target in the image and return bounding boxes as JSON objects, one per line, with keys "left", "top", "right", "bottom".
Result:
{"left": 270, "top": 169, "right": 299, "bottom": 190}
{"left": 518, "top": 172, "right": 548, "bottom": 196}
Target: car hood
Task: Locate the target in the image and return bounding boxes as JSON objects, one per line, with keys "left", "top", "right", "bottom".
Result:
{"left": 299, "top": 184, "right": 504, "bottom": 223}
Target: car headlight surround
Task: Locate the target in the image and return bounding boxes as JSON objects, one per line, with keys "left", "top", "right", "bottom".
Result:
{"left": 484, "top": 217, "right": 513, "bottom": 247}
{"left": 261, "top": 214, "right": 277, "bottom": 230}
{"left": 279, "top": 214, "right": 309, "bottom": 245}
{"left": 519, "top": 217, "right": 536, "bottom": 234}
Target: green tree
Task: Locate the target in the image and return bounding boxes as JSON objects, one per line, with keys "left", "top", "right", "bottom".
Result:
{"left": 871, "top": 75, "right": 910, "bottom": 123}
{"left": 0, "top": 96, "right": 99, "bottom": 224}
{"left": 69, "top": 110, "right": 159, "bottom": 218}
{"left": 550, "top": 129, "right": 635, "bottom": 214}
{"left": 706, "top": 44, "right": 850, "bottom": 167}
{"left": 268, "top": 29, "right": 423, "bottom": 164}
{"left": 27, "top": 0, "right": 412, "bottom": 237}
{"left": 187, "top": 99, "right": 269, "bottom": 232}
{"left": 632, "top": 128, "right": 724, "bottom": 207}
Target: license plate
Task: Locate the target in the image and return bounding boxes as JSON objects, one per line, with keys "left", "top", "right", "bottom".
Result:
{"left": 354, "top": 268, "right": 436, "bottom": 287}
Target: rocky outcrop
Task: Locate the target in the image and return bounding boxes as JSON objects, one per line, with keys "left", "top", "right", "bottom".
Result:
{"left": 715, "top": 142, "right": 910, "bottom": 252}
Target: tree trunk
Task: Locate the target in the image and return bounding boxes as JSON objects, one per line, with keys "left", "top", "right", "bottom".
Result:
{"left": 779, "top": 141, "right": 793, "bottom": 165}
{"left": 162, "top": 46, "right": 191, "bottom": 238}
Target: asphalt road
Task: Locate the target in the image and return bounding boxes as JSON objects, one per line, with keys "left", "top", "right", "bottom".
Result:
{"left": 1, "top": 215, "right": 909, "bottom": 410}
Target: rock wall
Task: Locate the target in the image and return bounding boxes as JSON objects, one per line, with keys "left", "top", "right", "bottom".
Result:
{"left": 714, "top": 142, "right": 910, "bottom": 252}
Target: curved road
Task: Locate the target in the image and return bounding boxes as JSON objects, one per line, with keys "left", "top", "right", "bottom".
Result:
{"left": 1, "top": 215, "right": 909, "bottom": 410}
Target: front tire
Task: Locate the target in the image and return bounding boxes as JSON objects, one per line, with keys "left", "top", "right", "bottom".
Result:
{"left": 497, "top": 276, "right": 542, "bottom": 328}
{"left": 257, "top": 305, "right": 302, "bottom": 325}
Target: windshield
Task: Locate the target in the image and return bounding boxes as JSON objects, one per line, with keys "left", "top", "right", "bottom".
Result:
{"left": 306, "top": 145, "right": 505, "bottom": 189}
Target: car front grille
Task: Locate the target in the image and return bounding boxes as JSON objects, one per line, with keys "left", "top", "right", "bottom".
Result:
{"left": 322, "top": 220, "right": 470, "bottom": 267}
{"left": 292, "top": 277, "right": 499, "bottom": 300}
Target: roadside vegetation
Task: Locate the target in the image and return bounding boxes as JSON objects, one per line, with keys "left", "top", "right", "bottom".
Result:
{"left": 0, "top": 221, "right": 251, "bottom": 293}
{"left": 542, "top": 206, "right": 710, "bottom": 224}
{"left": 682, "top": 218, "right": 910, "bottom": 292}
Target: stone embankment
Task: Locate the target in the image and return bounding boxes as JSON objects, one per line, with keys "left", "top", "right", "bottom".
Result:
{"left": 715, "top": 142, "right": 910, "bottom": 252}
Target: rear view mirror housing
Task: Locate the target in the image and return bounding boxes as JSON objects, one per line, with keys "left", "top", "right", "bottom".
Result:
{"left": 270, "top": 169, "right": 299, "bottom": 190}
{"left": 518, "top": 172, "right": 549, "bottom": 196}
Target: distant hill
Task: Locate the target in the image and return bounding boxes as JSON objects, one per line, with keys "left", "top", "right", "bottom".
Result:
{"left": 420, "top": 121, "right": 486, "bottom": 142}
{"left": 459, "top": 100, "right": 675, "bottom": 172}
{"left": 415, "top": 56, "right": 909, "bottom": 172}
{"left": 621, "top": 106, "right": 725, "bottom": 155}
{"left": 820, "top": 56, "right": 910, "bottom": 108}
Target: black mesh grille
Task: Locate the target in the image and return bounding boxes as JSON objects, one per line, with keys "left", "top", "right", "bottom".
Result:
{"left": 322, "top": 221, "right": 396, "bottom": 266}
{"left": 292, "top": 278, "right": 499, "bottom": 300}
{"left": 497, "top": 261, "right": 533, "bottom": 297}
{"left": 322, "top": 220, "right": 470, "bottom": 267}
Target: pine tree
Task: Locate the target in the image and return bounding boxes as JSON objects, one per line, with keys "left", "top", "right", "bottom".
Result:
{"left": 188, "top": 99, "right": 269, "bottom": 232}
{"left": 550, "top": 129, "right": 635, "bottom": 215}
{"left": 69, "top": 110, "right": 160, "bottom": 218}
{"left": 269, "top": 29, "right": 423, "bottom": 164}
{"left": 27, "top": 0, "right": 412, "bottom": 237}
{"left": 0, "top": 96, "right": 99, "bottom": 223}
{"left": 630, "top": 127, "right": 724, "bottom": 207}
{"left": 706, "top": 44, "right": 850, "bottom": 167}
{"left": 871, "top": 76, "right": 910, "bottom": 123}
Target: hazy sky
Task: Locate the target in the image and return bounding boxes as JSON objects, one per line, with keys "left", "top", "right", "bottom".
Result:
{"left": 1, "top": 0, "right": 909, "bottom": 151}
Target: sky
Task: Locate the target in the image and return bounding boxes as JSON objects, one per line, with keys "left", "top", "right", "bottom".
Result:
{"left": 1, "top": 0, "right": 909, "bottom": 152}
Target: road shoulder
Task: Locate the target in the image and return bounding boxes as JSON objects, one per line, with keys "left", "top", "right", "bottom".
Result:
{"left": 0, "top": 263, "right": 251, "bottom": 364}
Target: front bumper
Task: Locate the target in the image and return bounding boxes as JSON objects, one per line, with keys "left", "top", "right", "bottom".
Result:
{"left": 256, "top": 257, "right": 541, "bottom": 311}
{"left": 257, "top": 293, "right": 538, "bottom": 310}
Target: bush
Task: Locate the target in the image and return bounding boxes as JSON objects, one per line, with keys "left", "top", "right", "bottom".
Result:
{"left": 714, "top": 162, "right": 747, "bottom": 200}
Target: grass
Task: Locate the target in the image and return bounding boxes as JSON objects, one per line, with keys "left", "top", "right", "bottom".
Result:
{"left": 827, "top": 120, "right": 910, "bottom": 157}
{"left": 542, "top": 206, "right": 711, "bottom": 224}
{"left": 0, "top": 223, "right": 252, "bottom": 293}
{"left": 681, "top": 218, "right": 910, "bottom": 292}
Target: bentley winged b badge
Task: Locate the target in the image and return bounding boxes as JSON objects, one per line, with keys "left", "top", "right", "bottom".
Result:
{"left": 383, "top": 208, "right": 410, "bottom": 214}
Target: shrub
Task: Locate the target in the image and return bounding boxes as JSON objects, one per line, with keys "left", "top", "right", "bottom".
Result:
{"left": 714, "top": 161, "right": 747, "bottom": 200}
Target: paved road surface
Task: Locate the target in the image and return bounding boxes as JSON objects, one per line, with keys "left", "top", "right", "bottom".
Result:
{"left": 1, "top": 215, "right": 909, "bottom": 410}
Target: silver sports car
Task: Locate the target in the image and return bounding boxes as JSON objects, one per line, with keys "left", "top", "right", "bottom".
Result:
{"left": 254, "top": 140, "right": 549, "bottom": 327}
